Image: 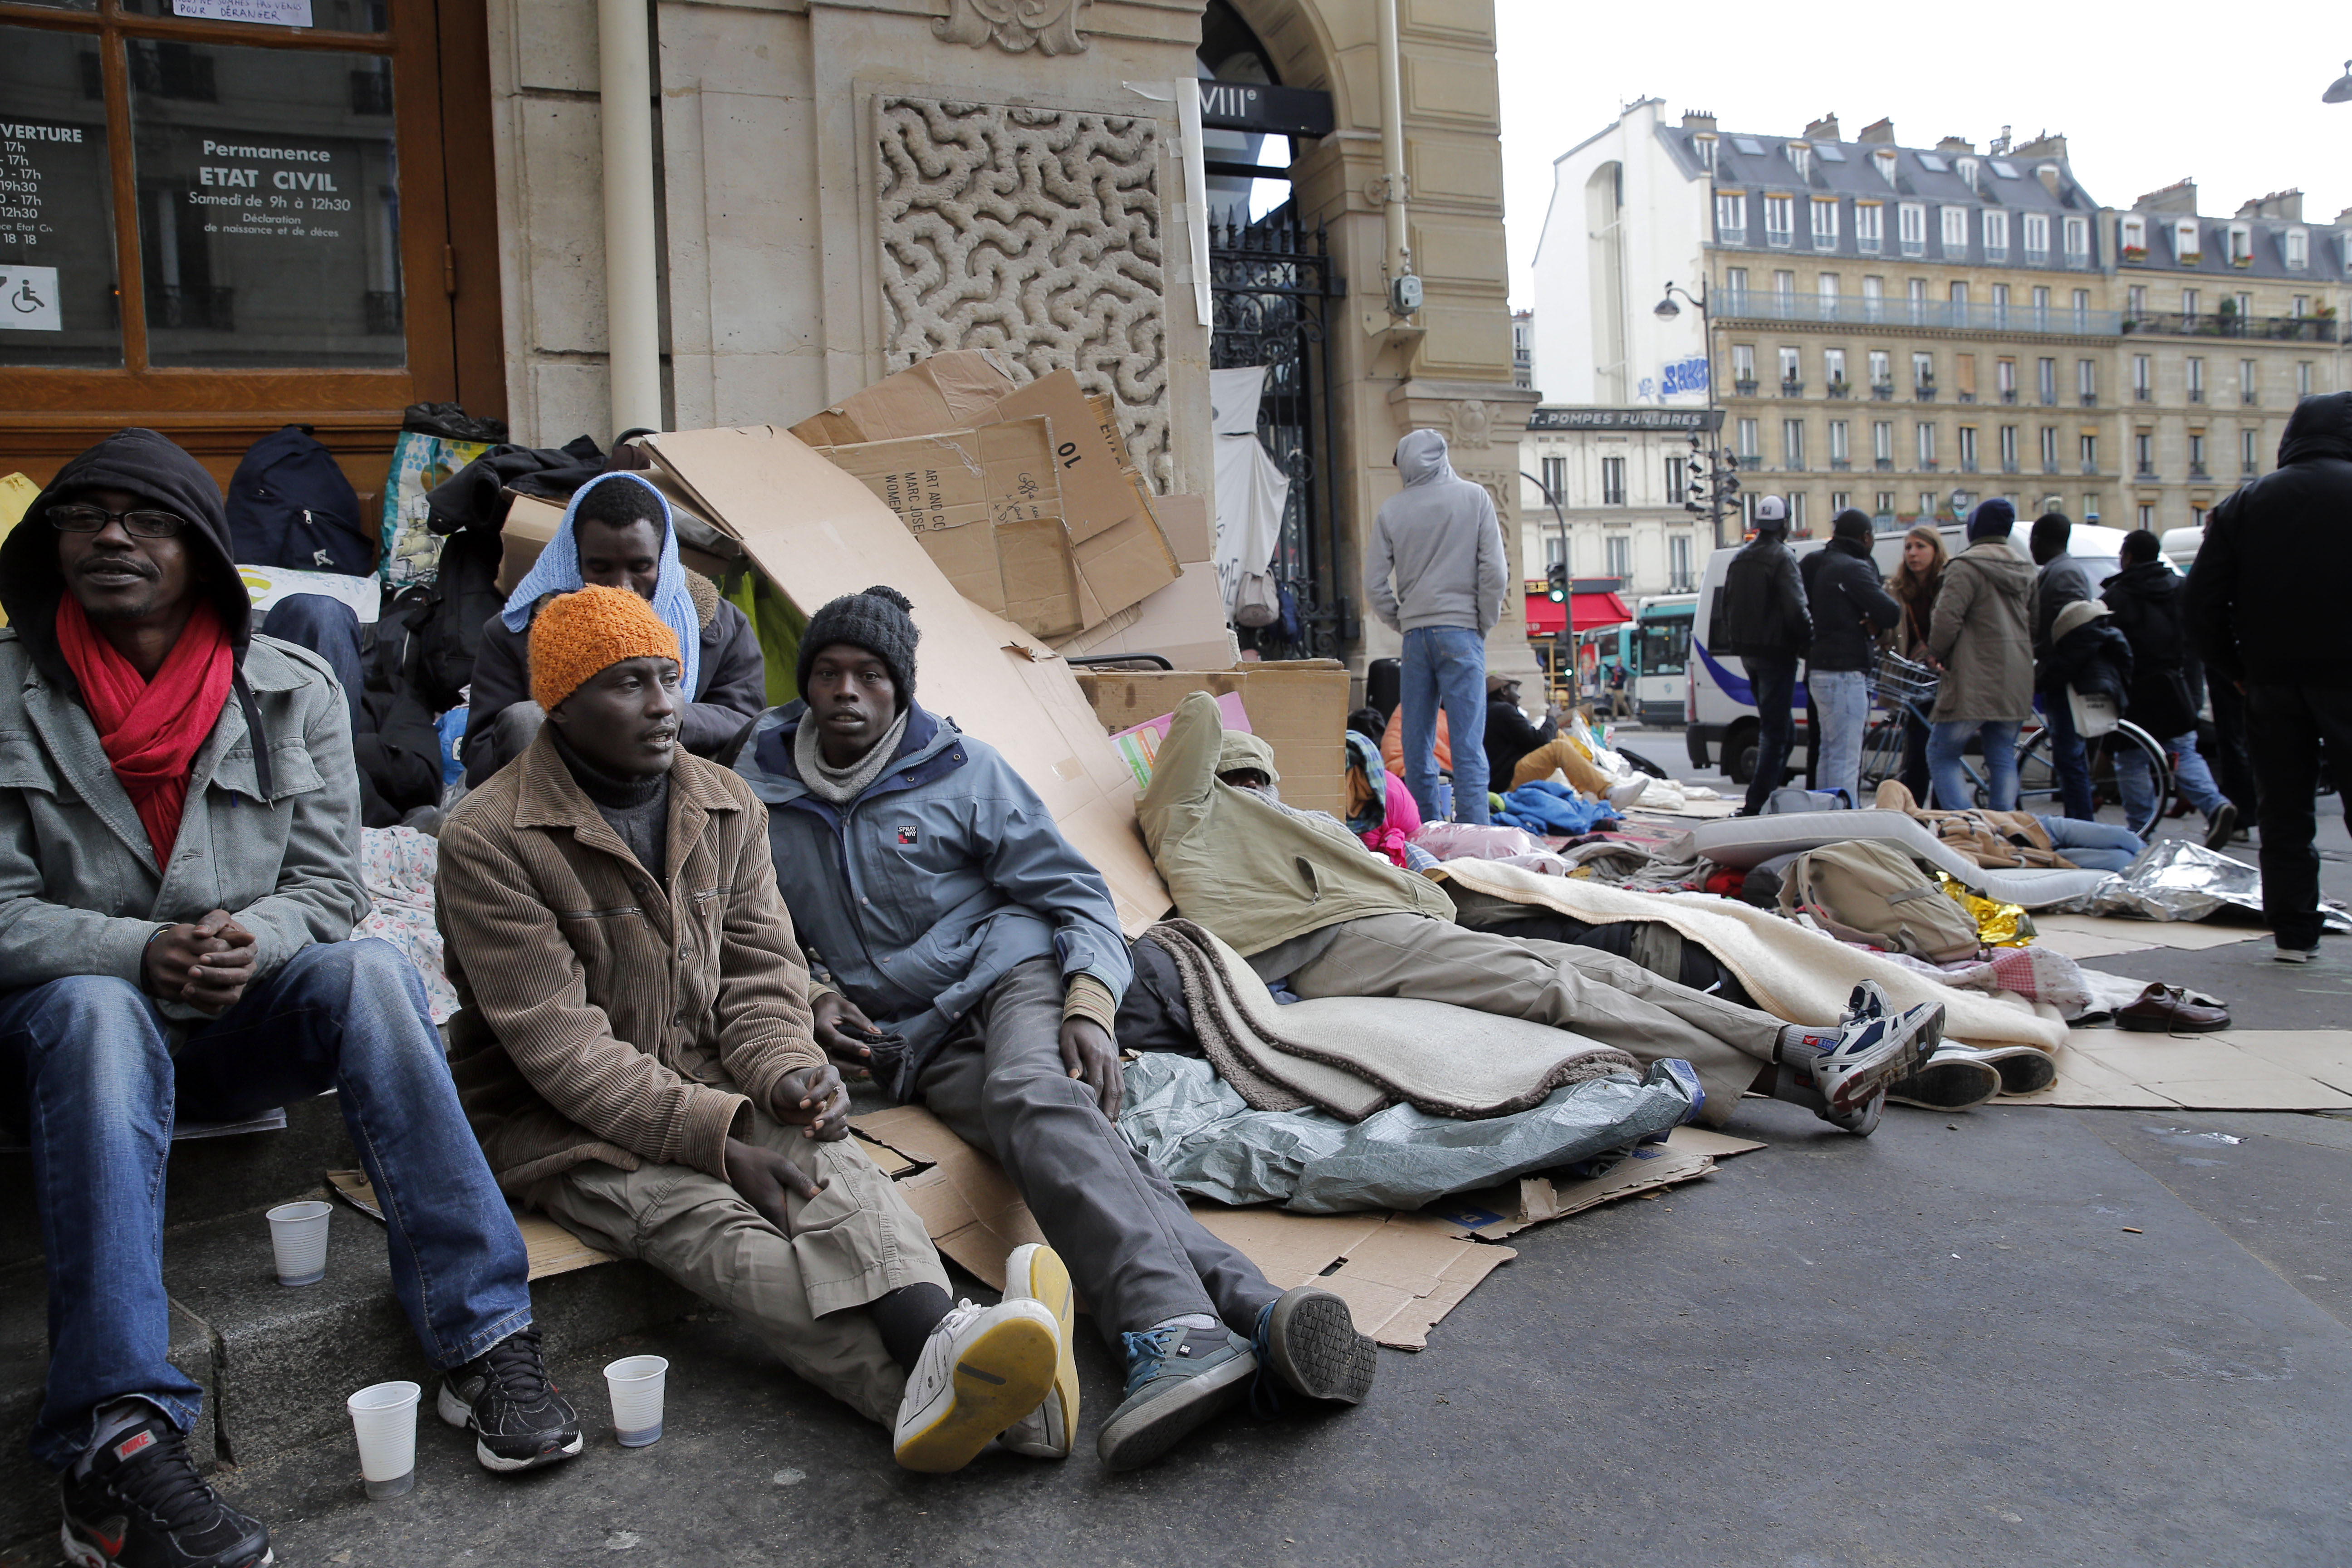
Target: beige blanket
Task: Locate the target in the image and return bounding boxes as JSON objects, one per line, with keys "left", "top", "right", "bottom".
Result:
{"left": 1429, "top": 860, "right": 2068, "bottom": 1053}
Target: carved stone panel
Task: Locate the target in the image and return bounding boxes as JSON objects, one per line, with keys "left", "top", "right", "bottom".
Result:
{"left": 934, "top": 0, "right": 1090, "bottom": 56}
{"left": 876, "top": 95, "right": 1169, "bottom": 487}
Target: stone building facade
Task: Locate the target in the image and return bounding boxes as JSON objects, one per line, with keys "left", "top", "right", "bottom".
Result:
{"left": 1530, "top": 99, "right": 2349, "bottom": 544}
{"left": 1515, "top": 407, "right": 1710, "bottom": 599}
{"left": 0, "top": 0, "right": 1532, "bottom": 677}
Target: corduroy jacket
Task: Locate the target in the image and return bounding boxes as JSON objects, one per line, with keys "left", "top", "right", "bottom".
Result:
{"left": 436, "top": 727, "right": 823, "bottom": 1193}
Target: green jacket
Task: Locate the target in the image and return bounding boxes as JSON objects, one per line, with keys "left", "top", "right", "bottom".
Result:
{"left": 1137, "top": 691, "right": 1453, "bottom": 956}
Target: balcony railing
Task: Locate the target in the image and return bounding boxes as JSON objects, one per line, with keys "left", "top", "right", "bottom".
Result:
{"left": 1825, "top": 381, "right": 1850, "bottom": 399}
{"left": 1779, "top": 380, "right": 1804, "bottom": 397}
{"left": 2135, "top": 387, "right": 2151, "bottom": 401}
{"left": 1829, "top": 457, "right": 1852, "bottom": 471}
{"left": 1958, "top": 390, "right": 1976, "bottom": 403}
{"left": 2190, "top": 466, "right": 2212, "bottom": 481}
{"left": 1736, "top": 454, "right": 1762, "bottom": 469}
{"left": 2043, "top": 462, "right": 2060, "bottom": 475}
{"left": 2081, "top": 462, "right": 2100, "bottom": 476}
{"left": 1717, "top": 292, "right": 2124, "bottom": 337}
{"left": 2003, "top": 461, "right": 2021, "bottom": 475}
{"left": 2122, "top": 311, "right": 2339, "bottom": 342}
{"left": 2243, "top": 392, "right": 2259, "bottom": 406}
{"left": 1915, "top": 385, "right": 1937, "bottom": 402}
{"left": 1875, "top": 457, "right": 1894, "bottom": 470}
{"left": 1960, "top": 458, "right": 1980, "bottom": 474}
{"left": 1733, "top": 378, "right": 1759, "bottom": 397}
{"left": 2189, "top": 388, "right": 2205, "bottom": 403}
{"left": 2080, "top": 393, "right": 2097, "bottom": 407}
{"left": 1920, "top": 458, "right": 1939, "bottom": 472}
{"left": 2243, "top": 461, "right": 2259, "bottom": 477}
{"left": 1871, "top": 382, "right": 1895, "bottom": 400}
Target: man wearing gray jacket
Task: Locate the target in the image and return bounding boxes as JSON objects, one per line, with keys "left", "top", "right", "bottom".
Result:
{"left": 1365, "top": 429, "right": 1508, "bottom": 824}
{"left": 0, "top": 430, "right": 577, "bottom": 1568}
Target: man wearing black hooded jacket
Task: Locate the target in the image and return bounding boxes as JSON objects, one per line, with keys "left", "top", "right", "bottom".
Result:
{"left": 2185, "top": 391, "right": 2352, "bottom": 961}
{"left": 0, "top": 431, "right": 578, "bottom": 1568}
{"left": 1800, "top": 509, "right": 1901, "bottom": 804}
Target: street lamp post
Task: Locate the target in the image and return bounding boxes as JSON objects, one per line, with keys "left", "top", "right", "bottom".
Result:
{"left": 1653, "top": 279, "right": 1740, "bottom": 549}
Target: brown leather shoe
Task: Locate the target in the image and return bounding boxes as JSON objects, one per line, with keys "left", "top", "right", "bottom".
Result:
{"left": 2116, "top": 983, "right": 2231, "bottom": 1033}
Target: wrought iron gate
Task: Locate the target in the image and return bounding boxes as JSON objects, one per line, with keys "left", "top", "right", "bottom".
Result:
{"left": 1209, "top": 206, "right": 1347, "bottom": 658}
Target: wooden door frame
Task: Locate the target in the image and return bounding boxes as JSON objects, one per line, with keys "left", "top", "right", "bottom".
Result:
{"left": 0, "top": 0, "right": 504, "bottom": 488}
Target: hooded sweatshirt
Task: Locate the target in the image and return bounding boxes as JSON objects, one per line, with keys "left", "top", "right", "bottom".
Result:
{"left": 1363, "top": 430, "right": 1507, "bottom": 635}
{"left": 2187, "top": 390, "right": 2352, "bottom": 687}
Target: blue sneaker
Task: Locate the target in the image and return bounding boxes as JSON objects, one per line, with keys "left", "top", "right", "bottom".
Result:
{"left": 1096, "top": 1323, "right": 1256, "bottom": 1472}
{"left": 1252, "top": 1287, "right": 1376, "bottom": 1412}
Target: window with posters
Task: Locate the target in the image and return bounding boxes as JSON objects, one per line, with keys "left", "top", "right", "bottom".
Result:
{"left": 0, "top": 0, "right": 498, "bottom": 498}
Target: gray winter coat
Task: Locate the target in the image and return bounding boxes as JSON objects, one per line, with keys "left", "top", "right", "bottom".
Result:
{"left": 0, "top": 631, "right": 368, "bottom": 1017}
{"left": 2028, "top": 551, "right": 2092, "bottom": 670}
{"left": 1364, "top": 430, "right": 1507, "bottom": 635}
{"left": 735, "top": 701, "right": 1131, "bottom": 1101}
{"left": 1927, "top": 539, "right": 2037, "bottom": 723}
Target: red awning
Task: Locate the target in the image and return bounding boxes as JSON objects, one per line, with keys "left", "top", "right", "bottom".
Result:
{"left": 1523, "top": 591, "right": 1566, "bottom": 635}
{"left": 1571, "top": 591, "right": 1632, "bottom": 632}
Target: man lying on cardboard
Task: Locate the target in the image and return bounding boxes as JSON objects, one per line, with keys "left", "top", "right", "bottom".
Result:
{"left": 435, "top": 585, "right": 1071, "bottom": 1474}
{"left": 1138, "top": 691, "right": 1947, "bottom": 1137}
{"left": 734, "top": 585, "right": 1377, "bottom": 1472}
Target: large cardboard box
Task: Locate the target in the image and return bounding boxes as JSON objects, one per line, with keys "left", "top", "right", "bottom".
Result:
{"left": 814, "top": 419, "right": 1079, "bottom": 640}
{"left": 786, "top": 350, "right": 1018, "bottom": 447}
{"left": 1075, "top": 662, "right": 1352, "bottom": 819}
{"left": 642, "top": 422, "right": 1173, "bottom": 933}
{"left": 1054, "top": 562, "right": 1237, "bottom": 671}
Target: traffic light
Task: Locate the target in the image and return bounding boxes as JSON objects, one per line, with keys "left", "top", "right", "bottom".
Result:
{"left": 1545, "top": 560, "right": 1568, "bottom": 603}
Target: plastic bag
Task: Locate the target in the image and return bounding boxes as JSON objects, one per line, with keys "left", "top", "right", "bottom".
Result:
{"left": 1937, "top": 871, "right": 2034, "bottom": 947}
{"left": 1411, "top": 822, "right": 1546, "bottom": 862}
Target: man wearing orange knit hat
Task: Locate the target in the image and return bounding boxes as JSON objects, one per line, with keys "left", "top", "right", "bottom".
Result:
{"left": 436, "top": 585, "right": 1068, "bottom": 1471}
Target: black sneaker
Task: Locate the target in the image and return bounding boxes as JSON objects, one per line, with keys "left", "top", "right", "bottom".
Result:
{"left": 60, "top": 1416, "right": 272, "bottom": 1568}
{"left": 1096, "top": 1323, "right": 1256, "bottom": 1472}
{"left": 1254, "top": 1287, "right": 1376, "bottom": 1407}
{"left": 437, "top": 1330, "right": 583, "bottom": 1473}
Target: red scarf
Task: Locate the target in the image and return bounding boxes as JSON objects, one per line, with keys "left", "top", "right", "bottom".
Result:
{"left": 56, "top": 595, "right": 235, "bottom": 868}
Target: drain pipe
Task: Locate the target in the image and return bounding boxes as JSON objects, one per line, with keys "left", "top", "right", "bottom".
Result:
{"left": 1376, "top": 0, "right": 1418, "bottom": 317}
{"left": 599, "top": 0, "right": 663, "bottom": 436}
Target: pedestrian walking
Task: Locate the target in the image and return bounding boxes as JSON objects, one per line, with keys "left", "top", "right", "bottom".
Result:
{"left": 1886, "top": 522, "right": 1948, "bottom": 802}
{"left": 2184, "top": 390, "right": 2352, "bottom": 962}
{"left": 1711, "top": 495, "right": 1811, "bottom": 814}
{"left": 1800, "top": 508, "right": 1901, "bottom": 805}
{"left": 1365, "top": 429, "right": 1507, "bottom": 824}
{"left": 2028, "top": 511, "right": 2096, "bottom": 818}
{"left": 1926, "top": 500, "right": 2035, "bottom": 811}
{"left": 2101, "top": 528, "right": 2238, "bottom": 849}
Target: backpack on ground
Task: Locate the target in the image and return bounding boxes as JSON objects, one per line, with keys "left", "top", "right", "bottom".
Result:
{"left": 226, "top": 426, "right": 375, "bottom": 574}
{"left": 1776, "top": 838, "right": 1981, "bottom": 962}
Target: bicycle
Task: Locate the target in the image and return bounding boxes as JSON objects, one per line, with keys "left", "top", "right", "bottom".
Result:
{"left": 1860, "top": 652, "right": 2172, "bottom": 835}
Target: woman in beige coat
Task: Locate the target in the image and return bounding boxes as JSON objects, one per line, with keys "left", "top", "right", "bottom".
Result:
{"left": 1925, "top": 500, "right": 2036, "bottom": 809}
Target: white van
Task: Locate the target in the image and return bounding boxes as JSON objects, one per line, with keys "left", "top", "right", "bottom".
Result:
{"left": 1684, "top": 523, "right": 2136, "bottom": 785}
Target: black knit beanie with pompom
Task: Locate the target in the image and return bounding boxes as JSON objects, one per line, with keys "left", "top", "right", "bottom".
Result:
{"left": 797, "top": 584, "right": 919, "bottom": 710}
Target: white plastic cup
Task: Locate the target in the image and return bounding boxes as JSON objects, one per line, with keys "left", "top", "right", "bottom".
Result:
{"left": 604, "top": 1355, "right": 669, "bottom": 1447}
{"left": 346, "top": 1381, "right": 421, "bottom": 1499}
{"left": 265, "top": 1200, "right": 333, "bottom": 1287}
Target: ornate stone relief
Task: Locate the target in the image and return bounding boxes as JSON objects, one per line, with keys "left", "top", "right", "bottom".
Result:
{"left": 934, "top": 0, "right": 1090, "bottom": 58}
{"left": 1448, "top": 398, "right": 1493, "bottom": 451}
{"left": 876, "top": 95, "right": 1169, "bottom": 487}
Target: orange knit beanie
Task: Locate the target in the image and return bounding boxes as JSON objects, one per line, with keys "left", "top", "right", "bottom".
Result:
{"left": 529, "top": 585, "right": 683, "bottom": 711}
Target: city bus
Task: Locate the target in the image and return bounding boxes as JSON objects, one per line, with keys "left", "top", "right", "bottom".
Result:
{"left": 1631, "top": 595, "right": 1695, "bottom": 728}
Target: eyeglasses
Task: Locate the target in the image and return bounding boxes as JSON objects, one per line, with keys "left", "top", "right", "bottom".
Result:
{"left": 47, "top": 503, "right": 189, "bottom": 539}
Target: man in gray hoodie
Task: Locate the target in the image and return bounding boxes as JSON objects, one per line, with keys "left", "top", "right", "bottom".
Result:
{"left": 1364, "top": 429, "right": 1508, "bottom": 824}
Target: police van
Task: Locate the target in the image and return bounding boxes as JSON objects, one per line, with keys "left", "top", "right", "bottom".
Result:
{"left": 1685, "top": 522, "right": 2134, "bottom": 785}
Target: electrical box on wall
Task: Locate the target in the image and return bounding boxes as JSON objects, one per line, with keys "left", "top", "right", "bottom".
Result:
{"left": 1388, "top": 274, "right": 1423, "bottom": 316}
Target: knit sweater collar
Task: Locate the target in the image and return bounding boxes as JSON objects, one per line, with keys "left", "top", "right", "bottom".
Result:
{"left": 548, "top": 725, "right": 669, "bottom": 810}
{"left": 794, "top": 707, "right": 910, "bottom": 805}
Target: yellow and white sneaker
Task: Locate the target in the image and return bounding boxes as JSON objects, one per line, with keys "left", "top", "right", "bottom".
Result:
{"left": 891, "top": 1298, "right": 1058, "bottom": 1473}
{"left": 998, "top": 1243, "right": 1078, "bottom": 1459}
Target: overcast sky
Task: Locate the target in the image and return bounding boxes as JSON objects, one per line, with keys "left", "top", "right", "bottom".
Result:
{"left": 1497, "top": 0, "right": 2352, "bottom": 310}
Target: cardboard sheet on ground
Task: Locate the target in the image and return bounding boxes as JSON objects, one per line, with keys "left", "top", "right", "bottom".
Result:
{"left": 850, "top": 1108, "right": 1758, "bottom": 1350}
{"left": 642, "top": 423, "right": 1171, "bottom": 934}
{"left": 1425, "top": 1126, "right": 1766, "bottom": 1241}
{"left": 327, "top": 1171, "right": 615, "bottom": 1281}
{"left": 2029, "top": 912, "right": 2264, "bottom": 959}
{"left": 1997, "top": 1029, "right": 2352, "bottom": 1111}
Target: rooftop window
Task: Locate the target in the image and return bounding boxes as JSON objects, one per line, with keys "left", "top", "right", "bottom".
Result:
{"left": 1816, "top": 144, "right": 1846, "bottom": 162}
{"left": 1733, "top": 137, "right": 1766, "bottom": 155}
{"left": 1917, "top": 153, "right": 1949, "bottom": 173}
{"left": 1990, "top": 160, "right": 2020, "bottom": 180}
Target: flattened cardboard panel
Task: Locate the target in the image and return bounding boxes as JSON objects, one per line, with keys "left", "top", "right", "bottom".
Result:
{"left": 1072, "top": 509, "right": 1181, "bottom": 627}
{"left": 330, "top": 1171, "right": 616, "bottom": 1281}
{"left": 1155, "top": 493, "right": 1212, "bottom": 564}
{"left": 995, "top": 513, "right": 1083, "bottom": 640}
{"left": 2004, "top": 1029, "right": 2352, "bottom": 1110}
{"left": 1075, "top": 663, "right": 1353, "bottom": 819}
{"left": 642, "top": 425, "right": 1171, "bottom": 934}
{"left": 786, "top": 350, "right": 1018, "bottom": 448}
{"left": 989, "top": 370, "right": 1134, "bottom": 544}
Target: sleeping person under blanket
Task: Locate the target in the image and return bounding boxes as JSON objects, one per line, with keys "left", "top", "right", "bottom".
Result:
{"left": 1137, "top": 692, "right": 1954, "bottom": 1137}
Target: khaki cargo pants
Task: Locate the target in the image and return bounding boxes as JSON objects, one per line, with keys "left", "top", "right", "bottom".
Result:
{"left": 525, "top": 1107, "right": 948, "bottom": 1427}
{"left": 1284, "top": 914, "right": 1786, "bottom": 1124}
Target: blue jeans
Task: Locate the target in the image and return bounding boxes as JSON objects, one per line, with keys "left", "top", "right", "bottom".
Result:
{"left": 1808, "top": 668, "right": 1870, "bottom": 806}
{"left": 1927, "top": 718, "right": 2022, "bottom": 812}
{"left": 1400, "top": 626, "right": 1490, "bottom": 824}
{"left": 2036, "top": 815, "right": 2146, "bottom": 873}
{"left": 0, "top": 939, "right": 530, "bottom": 1471}
{"left": 2115, "top": 729, "right": 2228, "bottom": 829}
{"left": 2041, "top": 689, "right": 2096, "bottom": 819}
{"left": 261, "top": 593, "right": 366, "bottom": 735}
